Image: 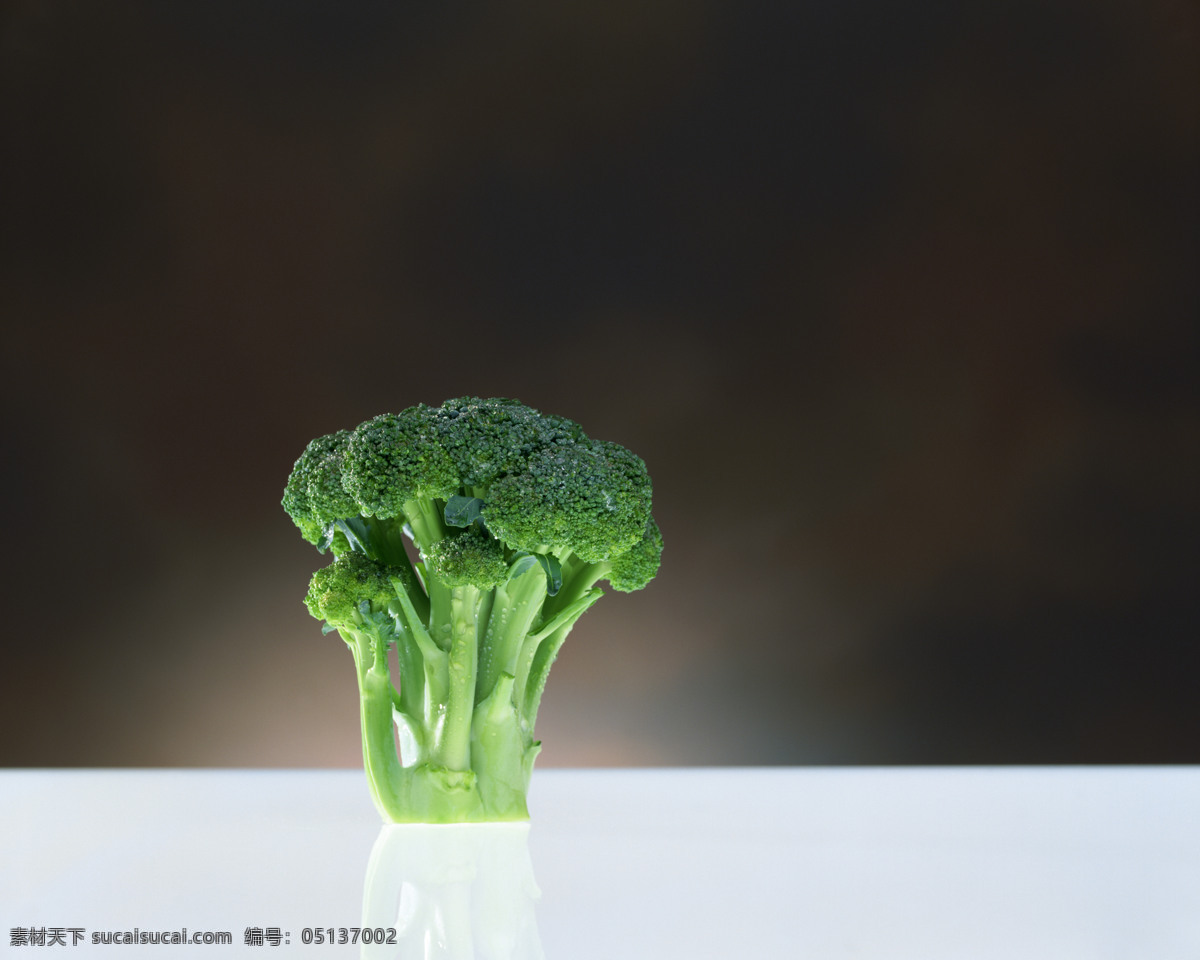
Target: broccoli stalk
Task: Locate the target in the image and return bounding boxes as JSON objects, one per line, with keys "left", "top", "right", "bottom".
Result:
{"left": 284, "top": 398, "right": 661, "bottom": 822}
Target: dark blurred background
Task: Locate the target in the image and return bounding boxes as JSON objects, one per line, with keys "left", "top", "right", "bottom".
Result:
{"left": 2, "top": 1, "right": 1196, "bottom": 768}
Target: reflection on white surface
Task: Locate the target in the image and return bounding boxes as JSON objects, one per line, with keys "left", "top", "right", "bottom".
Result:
{"left": 1, "top": 767, "right": 1198, "bottom": 957}
{"left": 361, "top": 825, "right": 542, "bottom": 960}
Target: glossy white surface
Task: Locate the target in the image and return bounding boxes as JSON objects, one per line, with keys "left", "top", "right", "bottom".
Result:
{"left": 2, "top": 767, "right": 1198, "bottom": 957}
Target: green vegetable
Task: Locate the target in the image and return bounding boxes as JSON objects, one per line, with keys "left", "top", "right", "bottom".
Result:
{"left": 284, "top": 397, "right": 662, "bottom": 822}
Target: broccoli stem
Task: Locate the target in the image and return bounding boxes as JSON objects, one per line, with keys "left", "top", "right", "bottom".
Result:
{"left": 477, "top": 566, "right": 548, "bottom": 706}
{"left": 520, "top": 562, "right": 609, "bottom": 731}
{"left": 427, "top": 577, "right": 453, "bottom": 651}
{"left": 402, "top": 496, "right": 446, "bottom": 552}
{"left": 384, "top": 531, "right": 430, "bottom": 624}
{"left": 468, "top": 673, "right": 536, "bottom": 819}
{"left": 391, "top": 630, "right": 425, "bottom": 743}
{"left": 348, "top": 632, "right": 408, "bottom": 822}
{"left": 439, "top": 585, "right": 481, "bottom": 770}
{"left": 332, "top": 542, "right": 606, "bottom": 821}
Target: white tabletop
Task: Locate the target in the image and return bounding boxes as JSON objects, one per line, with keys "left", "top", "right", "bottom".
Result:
{"left": 3, "top": 767, "right": 1197, "bottom": 958}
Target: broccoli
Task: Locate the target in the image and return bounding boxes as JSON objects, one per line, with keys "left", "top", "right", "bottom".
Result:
{"left": 283, "top": 397, "right": 662, "bottom": 822}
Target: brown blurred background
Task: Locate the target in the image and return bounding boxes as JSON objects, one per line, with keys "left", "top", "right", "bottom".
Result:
{"left": 2, "top": 1, "right": 1196, "bottom": 768}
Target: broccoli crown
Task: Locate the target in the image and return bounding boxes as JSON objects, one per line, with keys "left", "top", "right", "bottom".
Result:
{"left": 425, "top": 527, "right": 510, "bottom": 589}
{"left": 283, "top": 397, "right": 658, "bottom": 576}
{"left": 305, "top": 552, "right": 397, "bottom": 626}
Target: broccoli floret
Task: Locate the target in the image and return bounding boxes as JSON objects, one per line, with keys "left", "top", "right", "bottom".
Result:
{"left": 483, "top": 438, "right": 653, "bottom": 562}
{"left": 607, "top": 517, "right": 664, "bottom": 592}
{"left": 343, "top": 408, "right": 461, "bottom": 518}
{"left": 282, "top": 430, "right": 359, "bottom": 545}
{"left": 425, "top": 528, "right": 510, "bottom": 589}
{"left": 429, "top": 397, "right": 559, "bottom": 488}
{"left": 283, "top": 397, "right": 662, "bottom": 823}
{"left": 304, "top": 552, "right": 397, "bottom": 624}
